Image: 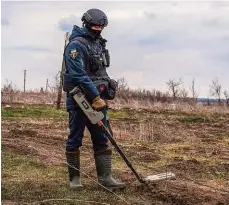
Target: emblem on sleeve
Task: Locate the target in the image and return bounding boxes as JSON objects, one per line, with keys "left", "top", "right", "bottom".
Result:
{"left": 69, "top": 49, "right": 78, "bottom": 59}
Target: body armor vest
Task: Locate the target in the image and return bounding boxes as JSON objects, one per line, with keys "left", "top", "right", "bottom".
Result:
{"left": 71, "top": 36, "right": 110, "bottom": 80}
{"left": 63, "top": 36, "right": 117, "bottom": 100}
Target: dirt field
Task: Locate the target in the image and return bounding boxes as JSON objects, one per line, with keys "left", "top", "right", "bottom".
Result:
{"left": 1, "top": 105, "right": 229, "bottom": 205}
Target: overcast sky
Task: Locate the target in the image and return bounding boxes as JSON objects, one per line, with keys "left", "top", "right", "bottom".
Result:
{"left": 1, "top": 1, "right": 229, "bottom": 97}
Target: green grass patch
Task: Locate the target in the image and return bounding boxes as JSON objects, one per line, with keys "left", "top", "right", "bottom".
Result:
{"left": 208, "top": 170, "right": 228, "bottom": 181}
{"left": 222, "top": 135, "right": 229, "bottom": 141}
{"left": 1, "top": 106, "right": 67, "bottom": 120}
{"left": 1, "top": 106, "right": 139, "bottom": 121}
{"left": 2, "top": 151, "right": 66, "bottom": 182}
{"left": 163, "top": 110, "right": 229, "bottom": 124}
{"left": 175, "top": 115, "right": 210, "bottom": 123}
{"left": 108, "top": 109, "right": 138, "bottom": 120}
{"left": 2, "top": 150, "right": 135, "bottom": 205}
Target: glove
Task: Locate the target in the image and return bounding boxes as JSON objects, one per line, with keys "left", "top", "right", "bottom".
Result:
{"left": 92, "top": 96, "right": 106, "bottom": 111}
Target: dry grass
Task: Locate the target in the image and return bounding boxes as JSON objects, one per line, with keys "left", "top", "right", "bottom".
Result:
{"left": 110, "top": 98, "right": 229, "bottom": 114}
{"left": 1, "top": 105, "right": 229, "bottom": 205}
{"left": 2, "top": 91, "right": 229, "bottom": 114}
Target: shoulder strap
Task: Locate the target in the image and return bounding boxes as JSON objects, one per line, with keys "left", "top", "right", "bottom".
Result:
{"left": 62, "top": 37, "right": 88, "bottom": 76}
{"left": 70, "top": 36, "right": 91, "bottom": 54}
{"left": 62, "top": 37, "right": 92, "bottom": 87}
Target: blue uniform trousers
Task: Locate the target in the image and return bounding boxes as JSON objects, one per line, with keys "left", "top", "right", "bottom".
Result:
{"left": 66, "top": 108, "right": 108, "bottom": 152}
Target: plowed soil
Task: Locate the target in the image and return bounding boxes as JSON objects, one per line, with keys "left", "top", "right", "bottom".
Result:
{"left": 1, "top": 106, "right": 229, "bottom": 205}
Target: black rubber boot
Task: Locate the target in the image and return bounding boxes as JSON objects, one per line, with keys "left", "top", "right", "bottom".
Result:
{"left": 66, "top": 150, "right": 83, "bottom": 189}
{"left": 94, "top": 149, "right": 126, "bottom": 190}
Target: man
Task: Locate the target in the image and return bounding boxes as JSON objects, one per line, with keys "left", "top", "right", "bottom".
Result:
{"left": 63, "top": 8, "right": 126, "bottom": 190}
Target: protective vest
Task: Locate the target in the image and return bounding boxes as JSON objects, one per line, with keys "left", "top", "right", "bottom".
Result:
{"left": 71, "top": 36, "right": 109, "bottom": 78}
{"left": 64, "top": 36, "right": 117, "bottom": 100}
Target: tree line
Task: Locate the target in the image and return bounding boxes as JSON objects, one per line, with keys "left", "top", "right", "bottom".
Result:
{"left": 2, "top": 77, "right": 229, "bottom": 106}
{"left": 116, "top": 77, "right": 229, "bottom": 105}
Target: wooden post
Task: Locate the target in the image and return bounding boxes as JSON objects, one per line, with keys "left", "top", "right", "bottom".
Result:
{"left": 23, "top": 70, "right": 27, "bottom": 92}
{"left": 45, "top": 79, "right": 49, "bottom": 92}
{"left": 56, "top": 32, "right": 69, "bottom": 109}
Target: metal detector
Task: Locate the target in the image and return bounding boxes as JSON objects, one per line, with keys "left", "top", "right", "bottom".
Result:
{"left": 69, "top": 86, "right": 176, "bottom": 184}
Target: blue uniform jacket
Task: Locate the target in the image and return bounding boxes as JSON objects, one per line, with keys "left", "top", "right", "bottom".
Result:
{"left": 64, "top": 25, "right": 100, "bottom": 111}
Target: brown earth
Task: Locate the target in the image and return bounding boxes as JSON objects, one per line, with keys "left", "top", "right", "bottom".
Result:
{"left": 1, "top": 107, "right": 229, "bottom": 205}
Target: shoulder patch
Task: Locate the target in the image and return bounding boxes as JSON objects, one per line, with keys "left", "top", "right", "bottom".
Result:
{"left": 69, "top": 49, "right": 78, "bottom": 59}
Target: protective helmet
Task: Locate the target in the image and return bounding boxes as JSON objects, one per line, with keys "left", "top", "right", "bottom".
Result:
{"left": 81, "top": 8, "right": 108, "bottom": 27}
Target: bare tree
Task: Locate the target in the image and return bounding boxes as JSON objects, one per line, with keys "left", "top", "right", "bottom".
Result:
{"left": 210, "top": 78, "right": 222, "bottom": 104}
{"left": 155, "top": 90, "right": 162, "bottom": 102}
{"left": 1, "top": 79, "right": 18, "bottom": 93}
{"left": 2, "top": 79, "right": 13, "bottom": 92}
{"left": 224, "top": 90, "right": 229, "bottom": 106}
{"left": 53, "top": 72, "right": 60, "bottom": 92}
{"left": 1, "top": 79, "right": 18, "bottom": 103}
{"left": 117, "top": 77, "right": 128, "bottom": 92}
{"left": 116, "top": 77, "right": 130, "bottom": 101}
{"left": 40, "top": 87, "right": 44, "bottom": 93}
{"left": 179, "top": 87, "right": 189, "bottom": 102}
{"left": 190, "top": 78, "right": 199, "bottom": 103}
{"left": 166, "top": 78, "right": 183, "bottom": 100}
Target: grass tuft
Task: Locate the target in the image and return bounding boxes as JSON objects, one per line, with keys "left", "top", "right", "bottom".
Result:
{"left": 1, "top": 106, "right": 67, "bottom": 120}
